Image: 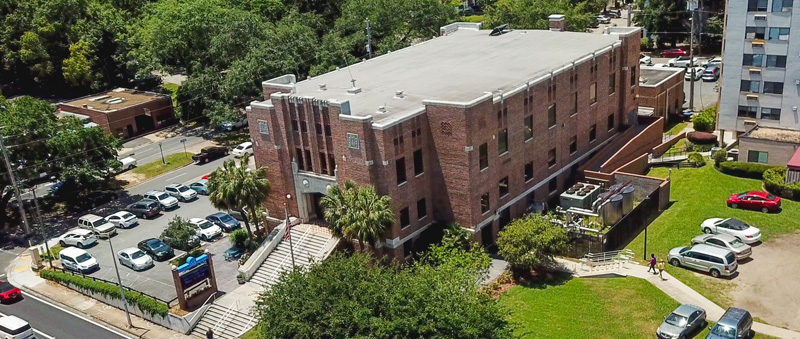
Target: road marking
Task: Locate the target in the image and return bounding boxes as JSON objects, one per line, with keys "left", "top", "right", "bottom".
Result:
{"left": 0, "top": 273, "right": 5, "bottom": 279}
{"left": 165, "top": 173, "right": 186, "bottom": 182}
{"left": 0, "top": 310, "right": 56, "bottom": 339}
{"left": 12, "top": 266, "right": 29, "bottom": 272}
{"left": 16, "top": 292, "right": 134, "bottom": 339}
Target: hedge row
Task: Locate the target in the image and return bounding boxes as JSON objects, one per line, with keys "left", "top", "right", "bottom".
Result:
{"left": 764, "top": 167, "right": 800, "bottom": 200}
{"left": 40, "top": 270, "right": 168, "bottom": 317}
{"left": 718, "top": 161, "right": 780, "bottom": 179}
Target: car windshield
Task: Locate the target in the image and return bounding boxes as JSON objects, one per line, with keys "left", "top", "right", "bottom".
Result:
{"left": 737, "top": 193, "right": 747, "bottom": 199}
{"left": 664, "top": 313, "right": 688, "bottom": 327}
{"left": 157, "top": 193, "right": 170, "bottom": 200}
{"left": 235, "top": 145, "right": 245, "bottom": 150}
{"left": 76, "top": 253, "right": 93, "bottom": 263}
{"left": 219, "top": 214, "right": 235, "bottom": 223}
{"left": 198, "top": 220, "right": 214, "bottom": 229}
{"left": 146, "top": 239, "right": 161, "bottom": 247}
{"left": 121, "top": 212, "right": 134, "bottom": 219}
{"left": 730, "top": 238, "right": 746, "bottom": 248}
{"left": 710, "top": 324, "right": 737, "bottom": 339}
{"left": 131, "top": 251, "right": 145, "bottom": 259}
{"left": 679, "top": 247, "right": 690, "bottom": 254}
{"left": 92, "top": 220, "right": 106, "bottom": 227}
{"left": 767, "top": 193, "right": 777, "bottom": 200}
{"left": 725, "top": 219, "right": 749, "bottom": 230}
{"left": 178, "top": 186, "right": 190, "bottom": 192}
{"left": 0, "top": 282, "right": 16, "bottom": 292}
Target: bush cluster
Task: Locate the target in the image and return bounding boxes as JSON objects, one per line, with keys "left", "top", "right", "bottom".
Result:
{"left": 229, "top": 229, "right": 249, "bottom": 248}
{"left": 40, "top": 270, "right": 168, "bottom": 317}
{"left": 685, "top": 142, "right": 714, "bottom": 153}
{"left": 40, "top": 244, "right": 64, "bottom": 261}
{"left": 687, "top": 152, "right": 706, "bottom": 166}
{"left": 718, "top": 161, "right": 779, "bottom": 179}
{"left": 764, "top": 167, "right": 800, "bottom": 200}
{"left": 687, "top": 131, "right": 717, "bottom": 144}
{"left": 692, "top": 107, "right": 717, "bottom": 132}
{"left": 713, "top": 149, "right": 728, "bottom": 166}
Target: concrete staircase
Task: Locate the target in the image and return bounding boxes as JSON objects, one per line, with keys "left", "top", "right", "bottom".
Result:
{"left": 190, "top": 303, "right": 254, "bottom": 339}
{"left": 250, "top": 224, "right": 337, "bottom": 287}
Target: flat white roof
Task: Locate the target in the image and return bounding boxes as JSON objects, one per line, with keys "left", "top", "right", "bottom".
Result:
{"left": 267, "top": 27, "right": 631, "bottom": 127}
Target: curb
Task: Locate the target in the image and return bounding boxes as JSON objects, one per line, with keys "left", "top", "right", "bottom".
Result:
{"left": 121, "top": 160, "right": 196, "bottom": 190}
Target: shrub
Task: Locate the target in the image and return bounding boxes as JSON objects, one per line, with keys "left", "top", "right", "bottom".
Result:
{"left": 687, "top": 152, "right": 706, "bottom": 166}
{"left": 685, "top": 141, "right": 713, "bottom": 152}
{"left": 640, "top": 38, "right": 652, "bottom": 50}
{"left": 692, "top": 107, "right": 717, "bottom": 132}
{"left": 764, "top": 167, "right": 800, "bottom": 200}
{"left": 687, "top": 131, "right": 717, "bottom": 144}
{"left": 160, "top": 216, "right": 198, "bottom": 251}
{"left": 40, "top": 244, "right": 64, "bottom": 261}
{"left": 713, "top": 149, "right": 728, "bottom": 166}
{"left": 718, "top": 161, "right": 779, "bottom": 179}
{"left": 40, "top": 269, "right": 168, "bottom": 317}
{"left": 497, "top": 213, "right": 568, "bottom": 276}
{"left": 230, "top": 229, "right": 249, "bottom": 248}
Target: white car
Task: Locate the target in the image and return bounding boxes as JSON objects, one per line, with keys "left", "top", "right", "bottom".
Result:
{"left": 143, "top": 190, "right": 179, "bottom": 210}
{"left": 701, "top": 56, "right": 722, "bottom": 67}
{"left": 639, "top": 54, "right": 653, "bottom": 66}
{"left": 117, "top": 248, "right": 154, "bottom": 271}
{"left": 231, "top": 142, "right": 253, "bottom": 157}
{"left": 684, "top": 66, "right": 704, "bottom": 81}
{"left": 165, "top": 184, "right": 197, "bottom": 202}
{"left": 0, "top": 315, "right": 36, "bottom": 339}
{"left": 667, "top": 56, "right": 699, "bottom": 67}
{"left": 58, "top": 229, "right": 97, "bottom": 249}
{"left": 652, "top": 63, "right": 669, "bottom": 68}
{"left": 105, "top": 211, "right": 138, "bottom": 229}
{"left": 189, "top": 218, "right": 222, "bottom": 241}
{"left": 700, "top": 218, "right": 762, "bottom": 244}
{"left": 596, "top": 15, "right": 611, "bottom": 24}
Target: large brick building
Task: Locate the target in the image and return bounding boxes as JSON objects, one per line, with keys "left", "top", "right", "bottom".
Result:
{"left": 246, "top": 19, "right": 642, "bottom": 258}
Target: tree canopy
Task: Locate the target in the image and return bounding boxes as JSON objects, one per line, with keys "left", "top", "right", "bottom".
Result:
{"left": 320, "top": 180, "right": 394, "bottom": 250}
{"left": 207, "top": 153, "right": 271, "bottom": 237}
{"left": 496, "top": 213, "right": 569, "bottom": 275}
{"left": 484, "top": 0, "right": 606, "bottom": 31}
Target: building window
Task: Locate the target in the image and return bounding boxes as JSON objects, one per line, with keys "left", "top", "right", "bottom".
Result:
{"left": 748, "top": 0, "right": 768, "bottom": 11}
{"left": 763, "top": 81, "right": 784, "bottom": 94}
{"left": 629, "top": 66, "right": 636, "bottom": 87}
{"left": 400, "top": 208, "right": 410, "bottom": 228}
{"left": 299, "top": 121, "right": 308, "bottom": 133}
{"left": 608, "top": 73, "right": 616, "bottom": 95}
{"left": 413, "top": 149, "right": 424, "bottom": 175}
{"left": 329, "top": 154, "right": 336, "bottom": 174}
{"left": 768, "top": 27, "right": 790, "bottom": 40}
{"left": 766, "top": 55, "right": 787, "bottom": 68}
{"left": 608, "top": 114, "right": 615, "bottom": 131}
{"left": 347, "top": 133, "right": 360, "bottom": 149}
{"left": 548, "top": 148, "right": 556, "bottom": 167}
{"left": 589, "top": 124, "right": 597, "bottom": 142}
{"left": 304, "top": 150, "right": 313, "bottom": 171}
{"left": 480, "top": 193, "right": 490, "bottom": 214}
{"left": 741, "top": 80, "right": 760, "bottom": 93}
{"left": 773, "top": 0, "right": 793, "bottom": 12}
{"left": 417, "top": 199, "right": 427, "bottom": 220}
{"left": 479, "top": 143, "right": 488, "bottom": 170}
{"left": 393, "top": 135, "right": 404, "bottom": 147}
{"left": 524, "top": 116, "right": 533, "bottom": 141}
{"left": 319, "top": 153, "right": 328, "bottom": 175}
{"left": 569, "top": 92, "right": 578, "bottom": 115}
{"left": 291, "top": 119, "right": 299, "bottom": 131}
{"left": 324, "top": 124, "right": 332, "bottom": 136}
{"left": 569, "top": 136, "right": 577, "bottom": 155}
{"left": 547, "top": 104, "right": 556, "bottom": 128}
{"left": 499, "top": 177, "right": 509, "bottom": 197}
{"left": 548, "top": 177, "right": 558, "bottom": 194}
{"left": 296, "top": 148, "right": 304, "bottom": 170}
{"left": 738, "top": 105, "right": 758, "bottom": 118}
{"left": 315, "top": 123, "right": 323, "bottom": 135}
{"left": 748, "top": 150, "right": 769, "bottom": 164}
{"left": 524, "top": 162, "right": 533, "bottom": 182}
{"left": 403, "top": 239, "right": 413, "bottom": 258}
{"left": 760, "top": 107, "right": 781, "bottom": 120}
{"left": 257, "top": 120, "right": 269, "bottom": 135}
{"left": 742, "top": 54, "right": 764, "bottom": 67}
{"left": 498, "top": 128, "right": 508, "bottom": 155}
{"left": 396, "top": 157, "right": 407, "bottom": 185}
{"left": 590, "top": 83, "right": 597, "bottom": 104}
{"left": 745, "top": 27, "right": 766, "bottom": 39}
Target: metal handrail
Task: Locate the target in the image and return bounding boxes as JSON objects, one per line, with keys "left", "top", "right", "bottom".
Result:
{"left": 212, "top": 300, "right": 240, "bottom": 334}
{"left": 186, "top": 292, "right": 219, "bottom": 325}
{"left": 237, "top": 314, "right": 257, "bottom": 337}
{"left": 268, "top": 226, "right": 313, "bottom": 283}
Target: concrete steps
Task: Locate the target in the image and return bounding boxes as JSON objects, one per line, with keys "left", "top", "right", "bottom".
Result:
{"left": 250, "top": 224, "right": 336, "bottom": 288}
{"left": 189, "top": 303, "right": 253, "bottom": 339}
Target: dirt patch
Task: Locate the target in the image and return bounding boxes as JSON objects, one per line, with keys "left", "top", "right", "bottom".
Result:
{"left": 731, "top": 232, "right": 800, "bottom": 330}
{"left": 117, "top": 171, "right": 146, "bottom": 188}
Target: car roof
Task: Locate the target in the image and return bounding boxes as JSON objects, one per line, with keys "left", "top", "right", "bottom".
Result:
{"left": 690, "top": 244, "right": 734, "bottom": 257}
{"left": 66, "top": 229, "right": 93, "bottom": 236}
{"left": 719, "top": 308, "right": 750, "bottom": 326}
{"left": 145, "top": 190, "right": 165, "bottom": 195}
{"left": 674, "top": 304, "right": 703, "bottom": 317}
{"left": 192, "top": 180, "right": 208, "bottom": 184}
{"left": 60, "top": 246, "right": 89, "bottom": 257}
{"left": 79, "top": 214, "right": 103, "bottom": 222}
{"left": 746, "top": 191, "right": 769, "bottom": 198}
{"left": 189, "top": 218, "right": 207, "bottom": 224}
{"left": 110, "top": 211, "right": 132, "bottom": 217}
{"left": 0, "top": 315, "right": 29, "bottom": 329}
{"left": 166, "top": 183, "right": 181, "bottom": 188}
{"left": 238, "top": 142, "right": 253, "bottom": 147}
{"left": 210, "top": 212, "right": 228, "bottom": 217}
{"left": 119, "top": 247, "right": 141, "bottom": 255}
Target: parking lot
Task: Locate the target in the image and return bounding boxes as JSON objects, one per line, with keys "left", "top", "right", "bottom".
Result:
{"left": 648, "top": 56, "right": 720, "bottom": 112}
{"left": 46, "top": 156, "right": 252, "bottom": 302}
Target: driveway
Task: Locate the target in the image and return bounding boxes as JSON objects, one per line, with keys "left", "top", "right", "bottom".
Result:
{"left": 731, "top": 232, "right": 800, "bottom": 330}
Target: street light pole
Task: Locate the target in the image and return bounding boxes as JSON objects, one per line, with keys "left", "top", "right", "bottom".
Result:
{"left": 31, "top": 189, "right": 52, "bottom": 268}
{"left": 285, "top": 194, "right": 296, "bottom": 268}
{"left": 0, "top": 111, "right": 31, "bottom": 234}
{"left": 158, "top": 142, "right": 166, "bottom": 164}
{"left": 689, "top": 7, "right": 697, "bottom": 111}
{"left": 180, "top": 138, "right": 188, "bottom": 158}
{"left": 92, "top": 224, "right": 133, "bottom": 327}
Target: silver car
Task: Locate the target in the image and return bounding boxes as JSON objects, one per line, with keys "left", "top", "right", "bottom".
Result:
{"left": 691, "top": 234, "right": 752, "bottom": 260}
{"left": 657, "top": 304, "right": 706, "bottom": 339}
{"left": 668, "top": 244, "right": 738, "bottom": 278}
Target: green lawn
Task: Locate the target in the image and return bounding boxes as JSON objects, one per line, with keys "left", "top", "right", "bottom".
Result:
{"left": 665, "top": 121, "right": 688, "bottom": 136}
{"left": 626, "top": 164, "right": 800, "bottom": 308}
{"left": 130, "top": 152, "right": 194, "bottom": 180}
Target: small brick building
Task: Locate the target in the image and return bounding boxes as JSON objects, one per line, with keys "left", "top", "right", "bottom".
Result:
{"left": 246, "top": 20, "right": 644, "bottom": 259}
{"left": 738, "top": 126, "right": 800, "bottom": 166}
{"left": 638, "top": 66, "right": 685, "bottom": 121}
{"left": 57, "top": 88, "right": 176, "bottom": 139}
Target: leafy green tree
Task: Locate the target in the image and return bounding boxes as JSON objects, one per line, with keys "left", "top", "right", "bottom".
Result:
{"left": 320, "top": 180, "right": 394, "bottom": 250}
{"left": 207, "top": 153, "right": 271, "bottom": 237}
{"left": 420, "top": 223, "right": 491, "bottom": 275}
{"left": 497, "top": 213, "right": 568, "bottom": 275}
{"left": 484, "top": 0, "right": 599, "bottom": 31}
{"left": 633, "top": 0, "right": 687, "bottom": 47}
{"left": 252, "top": 253, "right": 510, "bottom": 338}
{"left": 160, "top": 216, "right": 198, "bottom": 251}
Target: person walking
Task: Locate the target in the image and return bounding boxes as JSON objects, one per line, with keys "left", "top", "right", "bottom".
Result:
{"left": 656, "top": 259, "right": 666, "bottom": 280}
{"left": 206, "top": 328, "right": 214, "bottom": 339}
{"left": 648, "top": 254, "right": 657, "bottom": 274}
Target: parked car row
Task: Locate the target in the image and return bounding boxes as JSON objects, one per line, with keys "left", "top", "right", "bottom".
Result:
{"left": 658, "top": 305, "right": 753, "bottom": 339}
{"left": 668, "top": 217, "right": 761, "bottom": 278}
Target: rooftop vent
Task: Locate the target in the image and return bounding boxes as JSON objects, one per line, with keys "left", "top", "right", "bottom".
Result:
{"left": 489, "top": 24, "right": 509, "bottom": 36}
{"left": 319, "top": 84, "right": 327, "bottom": 91}
{"left": 89, "top": 95, "right": 110, "bottom": 102}
{"left": 104, "top": 98, "right": 124, "bottom": 105}
{"left": 347, "top": 87, "right": 362, "bottom": 94}
{"left": 376, "top": 105, "right": 387, "bottom": 113}
{"left": 395, "top": 90, "right": 405, "bottom": 98}
{"left": 112, "top": 88, "right": 126, "bottom": 92}
{"left": 549, "top": 14, "right": 566, "bottom": 32}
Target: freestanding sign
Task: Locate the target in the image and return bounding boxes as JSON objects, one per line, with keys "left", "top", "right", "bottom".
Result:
{"left": 171, "top": 252, "right": 218, "bottom": 311}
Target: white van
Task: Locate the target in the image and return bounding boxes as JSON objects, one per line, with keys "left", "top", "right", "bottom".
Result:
{"left": 0, "top": 315, "right": 36, "bottom": 339}
{"left": 59, "top": 247, "right": 99, "bottom": 273}
{"left": 119, "top": 157, "right": 137, "bottom": 171}
{"left": 78, "top": 214, "right": 116, "bottom": 239}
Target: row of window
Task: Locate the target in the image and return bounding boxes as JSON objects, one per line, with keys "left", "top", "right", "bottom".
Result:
{"left": 737, "top": 105, "right": 781, "bottom": 120}
{"left": 742, "top": 54, "right": 787, "bottom": 68}
{"left": 291, "top": 120, "right": 333, "bottom": 136}
{"left": 745, "top": 27, "right": 791, "bottom": 41}
{"left": 748, "top": 150, "right": 769, "bottom": 164}
{"left": 480, "top": 177, "right": 559, "bottom": 214}
{"left": 399, "top": 198, "right": 427, "bottom": 228}
{"left": 296, "top": 149, "right": 337, "bottom": 175}
{"left": 748, "top": 0, "right": 793, "bottom": 12}
{"left": 395, "top": 149, "right": 424, "bottom": 185}
{"left": 740, "top": 80, "right": 784, "bottom": 94}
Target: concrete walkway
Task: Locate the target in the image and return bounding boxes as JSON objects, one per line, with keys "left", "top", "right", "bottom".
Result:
{"left": 556, "top": 258, "right": 800, "bottom": 339}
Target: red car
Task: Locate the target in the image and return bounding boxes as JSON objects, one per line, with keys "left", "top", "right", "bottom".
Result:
{"left": 202, "top": 174, "right": 210, "bottom": 180}
{"left": 660, "top": 48, "right": 688, "bottom": 58}
{"left": 727, "top": 191, "right": 781, "bottom": 213}
{"left": 0, "top": 281, "right": 22, "bottom": 303}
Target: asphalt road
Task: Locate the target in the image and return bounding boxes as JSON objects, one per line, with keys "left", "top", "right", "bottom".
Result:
{"left": 649, "top": 57, "right": 720, "bottom": 112}
{"left": 0, "top": 294, "right": 130, "bottom": 339}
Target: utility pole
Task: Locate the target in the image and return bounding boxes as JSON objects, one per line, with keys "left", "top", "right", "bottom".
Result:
{"left": 158, "top": 142, "right": 165, "bottom": 164}
{"left": 180, "top": 138, "right": 188, "bottom": 158}
{"left": 0, "top": 113, "right": 31, "bottom": 234}
{"left": 689, "top": 7, "right": 697, "bottom": 112}
{"left": 92, "top": 223, "right": 133, "bottom": 328}
{"left": 627, "top": 3, "right": 633, "bottom": 27}
{"left": 365, "top": 18, "right": 373, "bottom": 59}
{"left": 31, "top": 189, "right": 52, "bottom": 268}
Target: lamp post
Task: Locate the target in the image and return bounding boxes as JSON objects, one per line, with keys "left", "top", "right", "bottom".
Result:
{"left": 31, "top": 189, "right": 52, "bottom": 268}
{"left": 180, "top": 138, "right": 187, "bottom": 158}
{"left": 92, "top": 225, "right": 133, "bottom": 327}
{"left": 285, "top": 194, "right": 296, "bottom": 268}
{"left": 158, "top": 142, "right": 165, "bottom": 164}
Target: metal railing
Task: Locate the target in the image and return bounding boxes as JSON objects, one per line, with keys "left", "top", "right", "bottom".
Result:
{"left": 267, "top": 226, "right": 313, "bottom": 284}
{"left": 212, "top": 300, "right": 240, "bottom": 335}
{"left": 237, "top": 312, "right": 257, "bottom": 337}
{"left": 578, "top": 249, "right": 634, "bottom": 272}
{"left": 49, "top": 266, "right": 175, "bottom": 306}
{"left": 185, "top": 291, "right": 220, "bottom": 326}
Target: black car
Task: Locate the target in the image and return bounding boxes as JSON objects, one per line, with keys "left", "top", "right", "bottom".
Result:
{"left": 126, "top": 199, "right": 162, "bottom": 219}
{"left": 192, "top": 146, "right": 228, "bottom": 164}
{"left": 137, "top": 238, "right": 175, "bottom": 261}
{"left": 71, "top": 191, "right": 119, "bottom": 210}
{"left": 206, "top": 212, "right": 241, "bottom": 232}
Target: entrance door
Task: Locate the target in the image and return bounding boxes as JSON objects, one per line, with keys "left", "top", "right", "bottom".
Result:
{"left": 481, "top": 225, "right": 493, "bottom": 248}
{"left": 126, "top": 125, "right": 134, "bottom": 138}
{"left": 311, "top": 193, "right": 325, "bottom": 220}
{"left": 134, "top": 114, "right": 155, "bottom": 133}
{"left": 499, "top": 208, "right": 511, "bottom": 231}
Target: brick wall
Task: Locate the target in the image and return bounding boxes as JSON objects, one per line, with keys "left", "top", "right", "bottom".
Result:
{"left": 58, "top": 97, "right": 174, "bottom": 139}
{"left": 639, "top": 72, "right": 684, "bottom": 119}
{"left": 652, "top": 132, "right": 686, "bottom": 158}
{"left": 599, "top": 117, "right": 664, "bottom": 172}
{"left": 738, "top": 137, "right": 800, "bottom": 166}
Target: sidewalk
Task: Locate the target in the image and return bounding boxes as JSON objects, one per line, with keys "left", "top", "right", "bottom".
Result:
{"left": 6, "top": 251, "right": 195, "bottom": 339}
{"left": 556, "top": 258, "right": 800, "bottom": 339}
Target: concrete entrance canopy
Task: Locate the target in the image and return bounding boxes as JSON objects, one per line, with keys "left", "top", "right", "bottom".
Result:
{"left": 291, "top": 160, "right": 337, "bottom": 220}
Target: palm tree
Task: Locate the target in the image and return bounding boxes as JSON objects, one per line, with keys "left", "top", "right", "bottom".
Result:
{"left": 207, "top": 153, "right": 270, "bottom": 237}
{"left": 320, "top": 180, "right": 394, "bottom": 251}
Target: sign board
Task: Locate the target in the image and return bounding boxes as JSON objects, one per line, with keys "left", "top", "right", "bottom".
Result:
{"left": 686, "top": 0, "right": 698, "bottom": 10}
{"left": 179, "top": 263, "right": 210, "bottom": 289}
